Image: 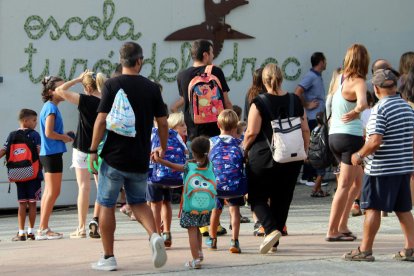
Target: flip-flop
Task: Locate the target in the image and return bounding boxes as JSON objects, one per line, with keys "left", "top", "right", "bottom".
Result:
{"left": 341, "top": 232, "right": 357, "bottom": 240}
{"left": 325, "top": 234, "right": 355, "bottom": 242}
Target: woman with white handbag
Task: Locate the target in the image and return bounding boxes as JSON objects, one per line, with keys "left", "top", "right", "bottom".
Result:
{"left": 242, "top": 63, "right": 310, "bottom": 254}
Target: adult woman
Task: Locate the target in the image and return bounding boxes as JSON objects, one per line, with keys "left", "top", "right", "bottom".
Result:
{"left": 326, "top": 44, "right": 369, "bottom": 241}
{"left": 55, "top": 70, "right": 106, "bottom": 239}
{"left": 36, "top": 76, "right": 73, "bottom": 240}
{"left": 242, "top": 63, "right": 310, "bottom": 253}
{"left": 243, "top": 67, "right": 265, "bottom": 121}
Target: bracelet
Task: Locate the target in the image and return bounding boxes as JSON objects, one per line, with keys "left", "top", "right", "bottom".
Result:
{"left": 88, "top": 148, "right": 98, "bottom": 154}
{"left": 356, "top": 152, "right": 364, "bottom": 160}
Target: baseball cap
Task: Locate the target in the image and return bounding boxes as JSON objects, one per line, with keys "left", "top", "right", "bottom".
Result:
{"left": 371, "top": 68, "right": 399, "bottom": 88}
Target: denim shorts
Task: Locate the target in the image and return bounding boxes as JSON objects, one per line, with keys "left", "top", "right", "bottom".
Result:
{"left": 97, "top": 160, "right": 148, "bottom": 207}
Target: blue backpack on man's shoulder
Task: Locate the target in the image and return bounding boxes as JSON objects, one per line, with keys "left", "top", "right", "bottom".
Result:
{"left": 209, "top": 136, "right": 247, "bottom": 198}
{"left": 149, "top": 128, "right": 186, "bottom": 188}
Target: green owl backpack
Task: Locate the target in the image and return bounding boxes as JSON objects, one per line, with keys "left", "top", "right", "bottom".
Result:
{"left": 182, "top": 161, "right": 217, "bottom": 215}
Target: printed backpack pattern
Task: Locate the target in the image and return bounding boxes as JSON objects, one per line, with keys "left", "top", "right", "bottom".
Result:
{"left": 149, "top": 129, "right": 186, "bottom": 188}
{"left": 209, "top": 136, "right": 247, "bottom": 197}
{"left": 106, "top": 88, "right": 136, "bottom": 137}
{"left": 6, "top": 129, "right": 40, "bottom": 182}
{"left": 187, "top": 65, "right": 224, "bottom": 124}
{"left": 182, "top": 162, "right": 217, "bottom": 215}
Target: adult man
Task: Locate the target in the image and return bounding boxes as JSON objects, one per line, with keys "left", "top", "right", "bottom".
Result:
{"left": 177, "top": 39, "right": 233, "bottom": 141}
{"left": 295, "top": 52, "right": 327, "bottom": 186}
{"left": 176, "top": 39, "right": 233, "bottom": 238}
{"left": 89, "top": 42, "right": 169, "bottom": 271}
{"left": 344, "top": 68, "right": 414, "bottom": 262}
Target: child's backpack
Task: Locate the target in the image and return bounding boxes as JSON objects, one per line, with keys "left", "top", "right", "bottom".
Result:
{"left": 106, "top": 88, "right": 136, "bottom": 137}
{"left": 187, "top": 65, "right": 224, "bottom": 124}
{"left": 308, "top": 114, "right": 335, "bottom": 169}
{"left": 209, "top": 136, "right": 247, "bottom": 198}
{"left": 5, "top": 129, "right": 40, "bottom": 182}
{"left": 149, "top": 129, "right": 186, "bottom": 188}
{"left": 182, "top": 162, "right": 217, "bottom": 215}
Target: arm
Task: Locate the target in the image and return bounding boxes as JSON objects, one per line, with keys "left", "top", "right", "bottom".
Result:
{"left": 0, "top": 148, "right": 5, "bottom": 159}
{"left": 154, "top": 116, "right": 169, "bottom": 159}
{"left": 351, "top": 134, "right": 382, "bottom": 166}
{"left": 170, "top": 97, "right": 184, "bottom": 113}
{"left": 294, "top": 86, "right": 319, "bottom": 110}
{"left": 45, "top": 114, "right": 72, "bottom": 143}
{"left": 153, "top": 154, "right": 185, "bottom": 172}
{"left": 301, "top": 110, "right": 311, "bottom": 152}
{"left": 88, "top": 112, "right": 107, "bottom": 174}
{"left": 55, "top": 71, "right": 88, "bottom": 105}
{"left": 222, "top": 91, "right": 233, "bottom": 109}
{"left": 242, "top": 103, "right": 262, "bottom": 152}
{"left": 342, "top": 79, "right": 368, "bottom": 123}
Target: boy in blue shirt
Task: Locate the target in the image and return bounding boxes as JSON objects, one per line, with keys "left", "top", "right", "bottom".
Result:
{"left": 0, "top": 109, "right": 42, "bottom": 241}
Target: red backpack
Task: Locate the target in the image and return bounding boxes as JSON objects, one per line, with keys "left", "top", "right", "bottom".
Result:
{"left": 187, "top": 65, "right": 224, "bottom": 124}
{"left": 5, "top": 129, "right": 40, "bottom": 182}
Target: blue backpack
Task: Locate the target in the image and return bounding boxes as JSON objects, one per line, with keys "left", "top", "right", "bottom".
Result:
{"left": 182, "top": 162, "right": 217, "bottom": 214}
{"left": 149, "top": 128, "right": 186, "bottom": 188}
{"left": 209, "top": 136, "right": 247, "bottom": 198}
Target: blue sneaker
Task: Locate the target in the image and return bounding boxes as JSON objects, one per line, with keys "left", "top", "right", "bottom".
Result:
{"left": 205, "top": 236, "right": 217, "bottom": 250}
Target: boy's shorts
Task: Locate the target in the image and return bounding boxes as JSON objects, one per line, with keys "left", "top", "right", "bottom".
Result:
{"left": 71, "top": 148, "right": 88, "bottom": 169}
{"left": 97, "top": 160, "right": 148, "bottom": 208}
{"left": 215, "top": 196, "right": 245, "bottom": 210}
{"left": 361, "top": 174, "right": 412, "bottom": 212}
{"left": 16, "top": 179, "right": 41, "bottom": 203}
{"left": 146, "top": 183, "right": 172, "bottom": 202}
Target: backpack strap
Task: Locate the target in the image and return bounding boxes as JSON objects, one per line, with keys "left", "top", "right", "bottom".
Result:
{"left": 205, "top": 65, "right": 213, "bottom": 75}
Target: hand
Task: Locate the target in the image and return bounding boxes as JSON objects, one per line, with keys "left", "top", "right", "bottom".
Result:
{"left": 152, "top": 147, "right": 165, "bottom": 160}
{"left": 61, "top": 134, "right": 74, "bottom": 143}
{"left": 307, "top": 100, "right": 319, "bottom": 110}
{"left": 342, "top": 110, "right": 360, "bottom": 123}
{"left": 351, "top": 153, "right": 362, "bottom": 166}
{"left": 89, "top": 153, "right": 98, "bottom": 174}
{"left": 77, "top": 69, "right": 90, "bottom": 81}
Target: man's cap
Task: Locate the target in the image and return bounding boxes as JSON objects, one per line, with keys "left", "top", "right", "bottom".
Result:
{"left": 372, "top": 68, "right": 399, "bottom": 88}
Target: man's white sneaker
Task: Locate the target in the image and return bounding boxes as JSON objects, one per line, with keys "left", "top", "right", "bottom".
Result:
{"left": 91, "top": 256, "right": 117, "bottom": 271}
{"left": 298, "top": 179, "right": 307, "bottom": 184}
{"left": 259, "top": 230, "right": 281, "bottom": 254}
{"left": 305, "top": 181, "right": 316, "bottom": 187}
{"left": 150, "top": 233, "right": 167, "bottom": 268}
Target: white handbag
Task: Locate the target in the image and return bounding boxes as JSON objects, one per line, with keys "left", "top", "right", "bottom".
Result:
{"left": 259, "top": 94, "right": 307, "bottom": 163}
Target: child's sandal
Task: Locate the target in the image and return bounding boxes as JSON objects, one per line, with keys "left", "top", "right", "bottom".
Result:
{"left": 184, "top": 259, "right": 201, "bottom": 269}
{"left": 198, "top": 251, "right": 204, "bottom": 262}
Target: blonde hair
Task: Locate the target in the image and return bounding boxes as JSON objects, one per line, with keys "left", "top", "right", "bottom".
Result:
{"left": 217, "top": 109, "right": 238, "bottom": 131}
{"left": 167, "top": 112, "right": 185, "bottom": 129}
{"left": 82, "top": 72, "right": 107, "bottom": 92}
{"left": 343, "top": 44, "right": 370, "bottom": 80}
{"left": 262, "top": 63, "right": 283, "bottom": 93}
{"left": 327, "top": 67, "right": 342, "bottom": 96}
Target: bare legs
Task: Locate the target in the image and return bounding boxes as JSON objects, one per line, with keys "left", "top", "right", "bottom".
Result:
{"left": 327, "top": 163, "right": 362, "bottom": 238}
{"left": 75, "top": 168, "right": 91, "bottom": 231}
{"left": 38, "top": 172, "right": 62, "bottom": 230}
{"left": 188, "top": 227, "right": 202, "bottom": 260}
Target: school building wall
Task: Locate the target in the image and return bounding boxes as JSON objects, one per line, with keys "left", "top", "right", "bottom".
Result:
{"left": 0, "top": 0, "right": 413, "bottom": 208}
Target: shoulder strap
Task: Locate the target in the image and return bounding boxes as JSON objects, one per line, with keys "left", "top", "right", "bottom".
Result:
{"left": 258, "top": 94, "right": 275, "bottom": 121}
{"left": 288, "top": 93, "right": 294, "bottom": 117}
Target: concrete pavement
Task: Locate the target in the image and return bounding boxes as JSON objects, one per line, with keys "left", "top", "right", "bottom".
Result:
{"left": 0, "top": 183, "right": 413, "bottom": 275}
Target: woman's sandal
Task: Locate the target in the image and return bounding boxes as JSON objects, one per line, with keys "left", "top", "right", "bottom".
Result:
{"left": 343, "top": 247, "right": 375, "bottom": 262}
{"left": 311, "top": 190, "right": 330, "bottom": 197}
{"left": 394, "top": 248, "right": 414, "bottom": 262}
{"left": 185, "top": 259, "right": 201, "bottom": 269}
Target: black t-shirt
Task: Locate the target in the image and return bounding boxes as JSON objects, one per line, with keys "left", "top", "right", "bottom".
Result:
{"left": 73, "top": 94, "right": 100, "bottom": 153}
{"left": 98, "top": 75, "right": 167, "bottom": 173}
{"left": 248, "top": 93, "right": 304, "bottom": 170}
{"left": 177, "top": 65, "right": 230, "bottom": 140}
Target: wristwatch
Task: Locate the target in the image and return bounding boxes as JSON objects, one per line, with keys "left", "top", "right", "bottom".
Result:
{"left": 88, "top": 148, "right": 98, "bottom": 154}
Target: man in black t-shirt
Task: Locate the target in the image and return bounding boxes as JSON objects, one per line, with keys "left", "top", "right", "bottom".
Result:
{"left": 177, "top": 39, "right": 232, "bottom": 140}
{"left": 89, "top": 42, "right": 168, "bottom": 271}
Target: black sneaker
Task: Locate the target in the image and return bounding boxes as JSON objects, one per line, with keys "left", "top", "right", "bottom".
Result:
{"left": 217, "top": 225, "right": 227, "bottom": 236}
{"left": 12, "top": 233, "right": 26, "bottom": 241}
{"left": 89, "top": 220, "right": 101, "bottom": 238}
{"left": 27, "top": 233, "right": 35, "bottom": 240}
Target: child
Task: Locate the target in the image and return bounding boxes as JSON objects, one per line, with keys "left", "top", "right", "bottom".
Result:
{"left": 147, "top": 112, "right": 187, "bottom": 247}
{"left": 309, "top": 111, "right": 330, "bottom": 197}
{"left": 0, "top": 109, "right": 42, "bottom": 241}
{"left": 206, "top": 109, "right": 246, "bottom": 253}
{"left": 153, "top": 136, "right": 214, "bottom": 269}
